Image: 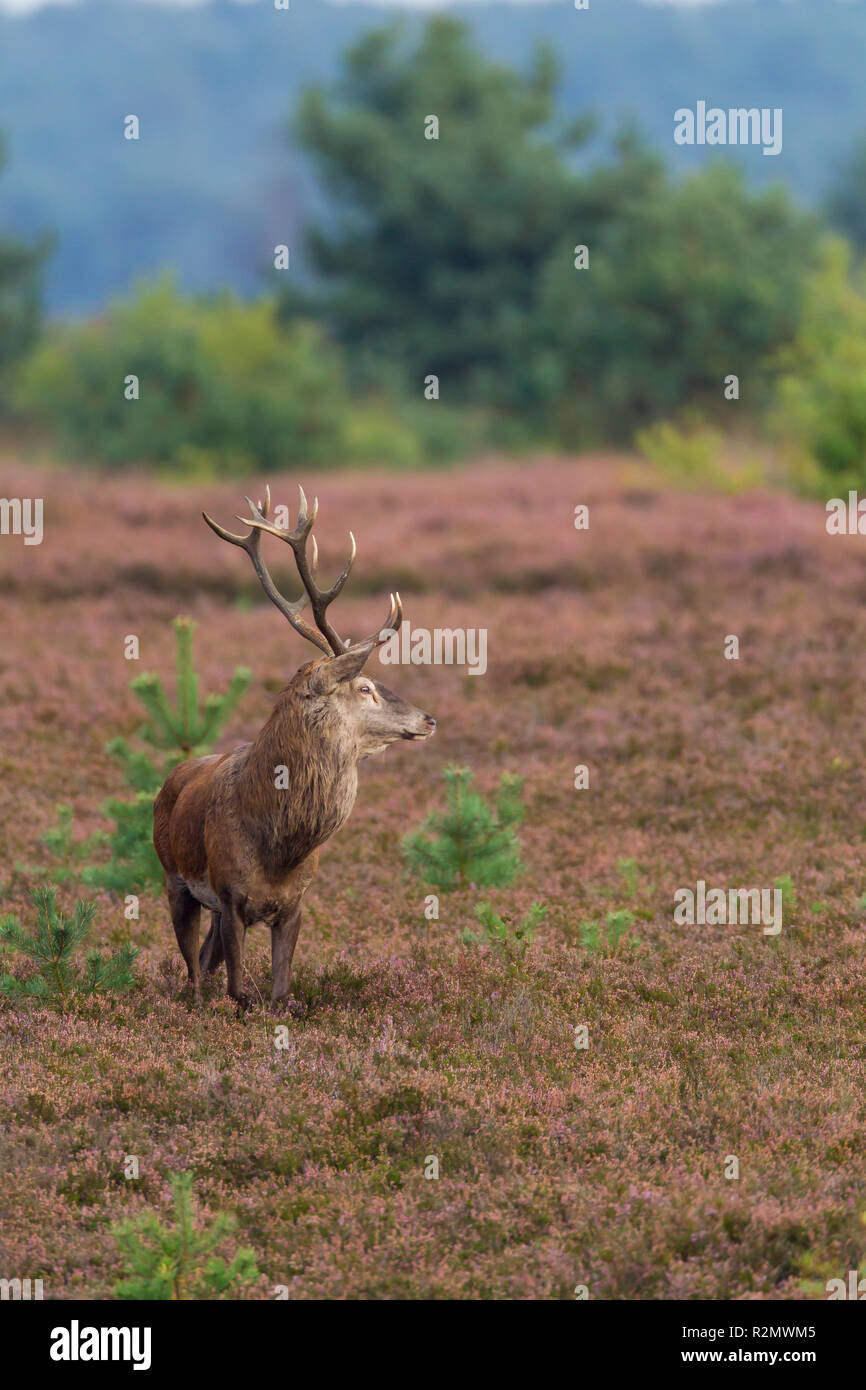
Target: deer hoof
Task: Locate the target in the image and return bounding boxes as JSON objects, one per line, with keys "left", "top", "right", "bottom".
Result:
{"left": 182, "top": 981, "right": 203, "bottom": 1008}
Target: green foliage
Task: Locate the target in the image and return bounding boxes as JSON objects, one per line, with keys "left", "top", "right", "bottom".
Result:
{"left": 8, "top": 16, "right": 829, "bottom": 462}
{"left": 14, "top": 803, "right": 100, "bottom": 883}
{"left": 827, "top": 134, "right": 866, "bottom": 251}
{"left": 798, "top": 1211, "right": 866, "bottom": 1299}
{"left": 537, "top": 152, "right": 817, "bottom": 442}
{"left": 773, "top": 874, "right": 797, "bottom": 916}
{"left": 769, "top": 238, "right": 866, "bottom": 493}
{"left": 579, "top": 909, "right": 640, "bottom": 956}
{"left": 636, "top": 419, "right": 763, "bottom": 494}
{"left": 0, "top": 887, "right": 138, "bottom": 1004}
{"left": 14, "top": 274, "right": 350, "bottom": 472}
{"left": 294, "top": 20, "right": 817, "bottom": 443}
{"left": 617, "top": 857, "right": 640, "bottom": 899}
{"left": 0, "top": 0, "right": 861, "bottom": 323}
{"left": 112, "top": 1172, "right": 259, "bottom": 1301}
{"left": 294, "top": 17, "right": 590, "bottom": 409}
{"left": 129, "top": 616, "right": 251, "bottom": 767}
{"left": 402, "top": 765, "right": 524, "bottom": 891}
{"left": 83, "top": 617, "right": 251, "bottom": 894}
{"left": 81, "top": 796, "right": 163, "bottom": 895}
{"left": 462, "top": 900, "right": 545, "bottom": 956}
{"left": 0, "top": 133, "right": 48, "bottom": 403}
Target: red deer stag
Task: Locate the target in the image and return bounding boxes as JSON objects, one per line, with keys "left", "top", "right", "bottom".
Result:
{"left": 153, "top": 486, "right": 436, "bottom": 1010}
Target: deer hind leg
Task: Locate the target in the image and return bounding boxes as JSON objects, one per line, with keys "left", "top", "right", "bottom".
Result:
{"left": 167, "top": 877, "right": 202, "bottom": 1001}
{"left": 271, "top": 902, "right": 304, "bottom": 1009}
{"left": 199, "top": 911, "right": 224, "bottom": 976}
{"left": 219, "top": 899, "right": 251, "bottom": 1010}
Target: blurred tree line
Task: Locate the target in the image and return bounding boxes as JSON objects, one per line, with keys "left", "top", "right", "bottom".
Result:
{"left": 0, "top": 135, "right": 49, "bottom": 409}
{"left": 2, "top": 15, "right": 866, "bottom": 489}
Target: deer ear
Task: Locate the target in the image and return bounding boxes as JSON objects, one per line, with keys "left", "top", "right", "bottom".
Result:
{"left": 310, "top": 645, "right": 374, "bottom": 692}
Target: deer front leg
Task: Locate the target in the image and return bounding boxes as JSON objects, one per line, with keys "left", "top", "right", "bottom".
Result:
{"left": 271, "top": 902, "right": 303, "bottom": 1010}
{"left": 219, "top": 899, "right": 251, "bottom": 1010}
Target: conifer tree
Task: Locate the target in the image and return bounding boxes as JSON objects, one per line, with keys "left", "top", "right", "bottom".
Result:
{"left": 402, "top": 765, "right": 525, "bottom": 890}
{"left": 112, "top": 1172, "right": 259, "bottom": 1300}
{"left": 111, "top": 616, "right": 252, "bottom": 791}
{"left": 0, "top": 887, "right": 138, "bottom": 1003}
{"left": 462, "top": 900, "right": 545, "bottom": 956}
{"left": 84, "top": 617, "right": 251, "bottom": 893}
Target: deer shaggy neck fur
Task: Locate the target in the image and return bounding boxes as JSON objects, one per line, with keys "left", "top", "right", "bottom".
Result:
{"left": 236, "top": 667, "right": 360, "bottom": 875}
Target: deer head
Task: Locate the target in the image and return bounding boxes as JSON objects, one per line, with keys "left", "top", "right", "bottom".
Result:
{"left": 203, "top": 486, "right": 436, "bottom": 758}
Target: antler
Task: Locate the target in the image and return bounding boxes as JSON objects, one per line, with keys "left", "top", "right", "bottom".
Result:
{"left": 202, "top": 485, "right": 402, "bottom": 658}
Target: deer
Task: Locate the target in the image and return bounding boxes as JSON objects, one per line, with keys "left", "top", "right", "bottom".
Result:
{"left": 153, "top": 485, "right": 436, "bottom": 1012}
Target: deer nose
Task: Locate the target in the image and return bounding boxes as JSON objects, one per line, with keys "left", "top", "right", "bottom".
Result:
{"left": 424, "top": 715, "right": 437, "bottom": 732}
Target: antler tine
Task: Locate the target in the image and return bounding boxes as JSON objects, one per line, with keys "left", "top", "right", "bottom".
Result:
{"left": 205, "top": 487, "right": 402, "bottom": 662}
{"left": 343, "top": 589, "right": 404, "bottom": 655}
{"left": 297, "top": 485, "right": 319, "bottom": 529}
{"left": 202, "top": 494, "right": 332, "bottom": 656}
{"left": 238, "top": 485, "right": 357, "bottom": 655}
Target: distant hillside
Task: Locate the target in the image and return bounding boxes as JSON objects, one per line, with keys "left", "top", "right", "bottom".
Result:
{"left": 1, "top": 0, "right": 864, "bottom": 313}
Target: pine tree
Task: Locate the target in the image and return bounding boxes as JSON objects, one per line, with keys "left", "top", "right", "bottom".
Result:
{"left": 0, "top": 887, "right": 138, "bottom": 1004}
{"left": 402, "top": 765, "right": 525, "bottom": 890}
{"left": 81, "top": 796, "right": 163, "bottom": 895}
{"left": 112, "top": 1172, "right": 259, "bottom": 1300}
{"left": 105, "top": 616, "right": 252, "bottom": 796}
{"left": 83, "top": 617, "right": 251, "bottom": 894}
{"left": 462, "top": 900, "right": 546, "bottom": 956}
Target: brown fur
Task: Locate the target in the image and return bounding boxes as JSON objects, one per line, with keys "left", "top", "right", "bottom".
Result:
{"left": 154, "top": 655, "right": 435, "bottom": 1010}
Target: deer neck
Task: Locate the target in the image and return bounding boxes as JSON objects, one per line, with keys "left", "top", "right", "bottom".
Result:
{"left": 238, "top": 698, "right": 359, "bottom": 872}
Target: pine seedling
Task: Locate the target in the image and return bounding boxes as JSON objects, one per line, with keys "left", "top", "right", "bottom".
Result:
{"left": 0, "top": 887, "right": 138, "bottom": 1003}
{"left": 107, "top": 617, "right": 252, "bottom": 793}
{"left": 14, "top": 803, "right": 101, "bottom": 883}
{"left": 462, "top": 900, "right": 546, "bottom": 956}
{"left": 84, "top": 616, "right": 251, "bottom": 894}
{"left": 402, "top": 765, "right": 525, "bottom": 890}
{"left": 773, "top": 874, "right": 797, "bottom": 916}
{"left": 617, "top": 857, "right": 640, "bottom": 899}
{"left": 81, "top": 794, "right": 164, "bottom": 894}
{"left": 578, "top": 909, "right": 640, "bottom": 956}
{"left": 112, "top": 1172, "right": 259, "bottom": 1301}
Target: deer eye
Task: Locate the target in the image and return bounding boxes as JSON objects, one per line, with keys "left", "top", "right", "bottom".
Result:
{"left": 359, "top": 684, "right": 373, "bottom": 696}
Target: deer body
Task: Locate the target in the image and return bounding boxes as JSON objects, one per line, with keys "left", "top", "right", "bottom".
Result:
{"left": 153, "top": 487, "right": 435, "bottom": 1010}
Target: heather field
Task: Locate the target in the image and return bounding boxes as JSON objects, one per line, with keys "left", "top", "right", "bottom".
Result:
{"left": 1, "top": 454, "right": 866, "bottom": 1300}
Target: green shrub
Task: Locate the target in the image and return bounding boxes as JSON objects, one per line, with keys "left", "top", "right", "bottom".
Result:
{"left": 112, "top": 1172, "right": 259, "bottom": 1300}
{"left": 0, "top": 133, "right": 47, "bottom": 404}
{"left": 0, "top": 887, "right": 138, "bottom": 1004}
{"left": 769, "top": 238, "right": 866, "bottom": 494}
{"left": 15, "top": 274, "right": 350, "bottom": 473}
{"left": 578, "top": 909, "right": 640, "bottom": 956}
{"left": 462, "top": 900, "right": 545, "bottom": 956}
{"left": 82, "top": 616, "right": 251, "bottom": 895}
{"left": 636, "top": 419, "right": 762, "bottom": 493}
{"left": 402, "top": 765, "right": 525, "bottom": 890}
{"left": 773, "top": 874, "right": 798, "bottom": 917}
